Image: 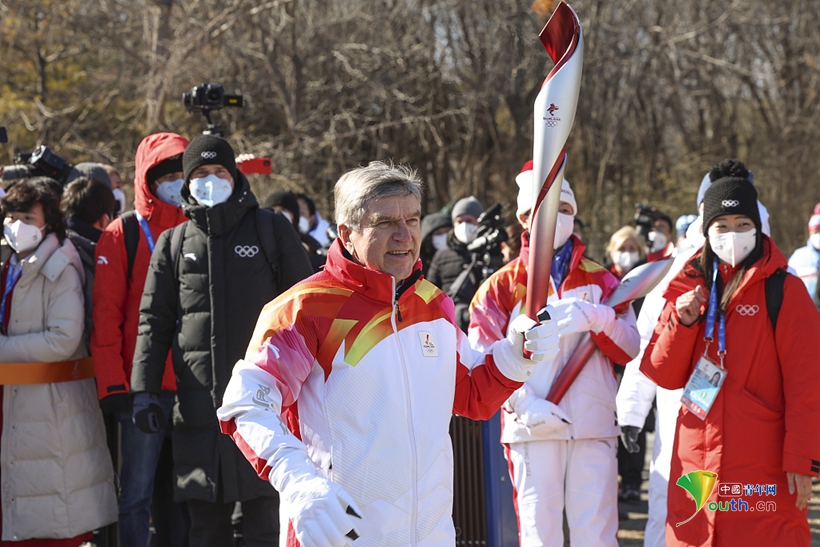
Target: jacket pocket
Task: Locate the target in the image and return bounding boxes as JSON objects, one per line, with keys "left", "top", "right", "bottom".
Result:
{"left": 738, "top": 387, "right": 783, "bottom": 423}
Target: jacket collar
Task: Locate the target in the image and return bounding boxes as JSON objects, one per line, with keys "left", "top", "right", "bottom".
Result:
{"left": 66, "top": 217, "right": 101, "bottom": 243}
{"left": 518, "top": 231, "right": 587, "bottom": 273}
{"left": 667, "top": 234, "right": 786, "bottom": 303}
{"left": 323, "top": 239, "right": 423, "bottom": 304}
{"left": 180, "top": 172, "right": 258, "bottom": 237}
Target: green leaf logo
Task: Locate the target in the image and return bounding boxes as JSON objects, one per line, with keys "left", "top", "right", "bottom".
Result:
{"left": 675, "top": 470, "right": 718, "bottom": 527}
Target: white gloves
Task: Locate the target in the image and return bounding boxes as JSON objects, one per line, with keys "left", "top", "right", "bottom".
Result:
{"left": 549, "top": 297, "right": 615, "bottom": 335}
{"left": 507, "top": 385, "right": 572, "bottom": 436}
{"left": 273, "top": 451, "right": 361, "bottom": 547}
{"left": 507, "top": 306, "right": 562, "bottom": 363}
{"left": 493, "top": 306, "right": 562, "bottom": 381}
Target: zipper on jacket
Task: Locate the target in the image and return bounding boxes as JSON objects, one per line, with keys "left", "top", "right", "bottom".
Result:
{"left": 391, "top": 277, "right": 418, "bottom": 545}
{"left": 393, "top": 271, "right": 420, "bottom": 324}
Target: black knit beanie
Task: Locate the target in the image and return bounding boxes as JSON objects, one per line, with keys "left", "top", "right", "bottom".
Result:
{"left": 701, "top": 177, "right": 761, "bottom": 235}
{"left": 146, "top": 154, "right": 183, "bottom": 185}
{"left": 183, "top": 135, "right": 237, "bottom": 183}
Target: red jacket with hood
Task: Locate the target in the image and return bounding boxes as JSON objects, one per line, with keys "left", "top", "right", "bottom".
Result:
{"left": 91, "top": 133, "right": 189, "bottom": 400}
{"left": 640, "top": 236, "right": 820, "bottom": 547}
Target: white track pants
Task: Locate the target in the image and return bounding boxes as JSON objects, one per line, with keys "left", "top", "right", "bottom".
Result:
{"left": 505, "top": 438, "right": 619, "bottom": 547}
{"left": 644, "top": 388, "right": 682, "bottom": 547}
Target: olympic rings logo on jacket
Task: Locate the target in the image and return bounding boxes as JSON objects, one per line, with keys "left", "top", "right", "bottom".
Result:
{"left": 735, "top": 304, "right": 759, "bottom": 316}
{"left": 235, "top": 245, "right": 259, "bottom": 258}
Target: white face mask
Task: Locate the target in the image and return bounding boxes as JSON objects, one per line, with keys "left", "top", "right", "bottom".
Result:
{"left": 431, "top": 232, "right": 449, "bottom": 251}
{"left": 613, "top": 251, "right": 640, "bottom": 272}
{"left": 553, "top": 212, "right": 575, "bottom": 250}
{"left": 156, "top": 179, "right": 184, "bottom": 208}
{"left": 280, "top": 210, "right": 294, "bottom": 223}
{"left": 708, "top": 229, "right": 757, "bottom": 267}
{"left": 454, "top": 222, "right": 479, "bottom": 244}
{"left": 810, "top": 233, "right": 820, "bottom": 251}
{"left": 189, "top": 175, "right": 233, "bottom": 207}
{"left": 4, "top": 220, "right": 45, "bottom": 254}
{"left": 298, "top": 216, "right": 311, "bottom": 234}
{"left": 648, "top": 231, "right": 668, "bottom": 253}
{"left": 112, "top": 187, "right": 127, "bottom": 214}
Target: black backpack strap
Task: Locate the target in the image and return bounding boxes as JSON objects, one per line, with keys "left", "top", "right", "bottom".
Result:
{"left": 121, "top": 211, "right": 140, "bottom": 280}
{"left": 256, "top": 208, "right": 281, "bottom": 284}
{"left": 765, "top": 268, "right": 787, "bottom": 332}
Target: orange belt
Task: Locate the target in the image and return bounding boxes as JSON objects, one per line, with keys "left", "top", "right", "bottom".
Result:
{"left": 0, "top": 357, "right": 95, "bottom": 385}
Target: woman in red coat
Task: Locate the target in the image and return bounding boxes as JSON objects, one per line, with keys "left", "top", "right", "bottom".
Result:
{"left": 640, "top": 176, "right": 820, "bottom": 546}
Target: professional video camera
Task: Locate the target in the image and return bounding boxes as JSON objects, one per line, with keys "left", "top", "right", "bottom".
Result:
{"left": 633, "top": 203, "right": 659, "bottom": 238}
{"left": 467, "top": 204, "right": 508, "bottom": 257}
{"left": 3, "top": 145, "right": 74, "bottom": 186}
{"left": 446, "top": 203, "right": 508, "bottom": 300}
{"left": 182, "top": 83, "right": 243, "bottom": 136}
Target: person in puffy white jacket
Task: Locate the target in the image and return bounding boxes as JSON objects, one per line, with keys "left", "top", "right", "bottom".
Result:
{"left": 469, "top": 163, "right": 639, "bottom": 547}
{"left": 0, "top": 178, "right": 116, "bottom": 544}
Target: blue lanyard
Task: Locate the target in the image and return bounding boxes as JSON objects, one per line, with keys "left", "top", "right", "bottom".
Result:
{"left": 135, "top": 212, "right": 156, "bottom": 254}
{"left": 703, "top": 257, "right": 727, "bottom": 363}
{"left": 0, "top": 260, "right": 22, "bottom": 332}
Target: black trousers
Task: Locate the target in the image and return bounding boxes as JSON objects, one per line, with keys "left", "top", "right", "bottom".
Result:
{"left": 187, "top": 495, "right": 279, "bottom": 547}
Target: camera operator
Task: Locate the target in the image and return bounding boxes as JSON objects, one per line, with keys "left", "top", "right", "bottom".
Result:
{"left": 633, "top": 203, "right": 675, "bottom": 261}
{"left": 428, "top": 196, "right": 505, "bottom": 331}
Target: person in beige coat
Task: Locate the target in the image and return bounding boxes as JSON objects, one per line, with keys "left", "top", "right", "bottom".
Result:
{"left": 0, "top": 178, "right": 117, "bottom": 544}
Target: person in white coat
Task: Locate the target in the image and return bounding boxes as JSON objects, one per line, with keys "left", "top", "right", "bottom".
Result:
{"left": 469, "top": 163, "right": 640, "bottom": 547}
{"left": 787, "top": 204, "right": 820, "bottom": 300}
{"left": 0, "top": 178, "right": 117, "bottom": 544}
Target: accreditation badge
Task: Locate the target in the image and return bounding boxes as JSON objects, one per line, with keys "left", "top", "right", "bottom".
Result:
{"left": 681, "top": 356, "right": 726, "bottom": 420}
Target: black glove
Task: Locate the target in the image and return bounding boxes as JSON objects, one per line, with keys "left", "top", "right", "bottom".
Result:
{"left": 132, "top": 392, "right": 166, "bottom": 434}
{"left": 620, "top": 425, "right": 641, "bottom": 454}
{"left": 99, "top": 393, "right": 132, "bottom": 415}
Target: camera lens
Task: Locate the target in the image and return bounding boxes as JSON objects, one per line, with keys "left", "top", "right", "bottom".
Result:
{"left": 206, "top": 86, "right": 223, "bottom": 104}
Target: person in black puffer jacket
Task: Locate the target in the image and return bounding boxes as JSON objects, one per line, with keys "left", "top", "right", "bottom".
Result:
{"left": 61, "top": 176, "right": 116, "bottom": 352}
{"left": 130, "top": 135, "right": 313, "bottom": 547}
{"left": 427, "top": 196, "right": 485, "bottom": 332}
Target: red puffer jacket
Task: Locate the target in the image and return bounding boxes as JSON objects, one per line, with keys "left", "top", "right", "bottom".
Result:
{"left": 91, "top": 133, "right": 189, "bottom": 400}
{"left": 640, "top": 236, "right": 820, "bottom": 547}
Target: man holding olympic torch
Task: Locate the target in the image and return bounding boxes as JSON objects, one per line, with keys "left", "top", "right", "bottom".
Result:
{"left": 469, "top": 162, "right": 639, "bottom": 547}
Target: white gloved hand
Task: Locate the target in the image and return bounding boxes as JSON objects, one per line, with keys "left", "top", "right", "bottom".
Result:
{"left": 280, "top": 474, "right": 361, "bottom": 547}
{"left": 507, "top": 306, "right": 562, "bottom": 363}
{"left": 508, "top": 385, "right": 572, "bottom": 436}
{"left": 550, "top": 297, "right": 615, "bottom": 335}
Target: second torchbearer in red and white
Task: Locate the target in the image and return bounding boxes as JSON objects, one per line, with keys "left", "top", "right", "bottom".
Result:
{"left": 467, "top": 3, "right": 640, "bottom": 546}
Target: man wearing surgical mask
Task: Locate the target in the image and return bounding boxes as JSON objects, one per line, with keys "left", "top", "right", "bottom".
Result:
{"left": 427, "top": 195, "right": 487, "bottom": 331}
{"left": 646, "top": 210, "right": 675, "bottom": 262}
{"left": 92, "top": 132, "right": 191, "bottom": 547}
{"left": 788, "top": 202, "right": 820, "bottom": 307}
{"left": 468, "top": 161, "right": 639, "bottom": 547}
{"left": 131, "top": 134, "right": 312, "bottom": 546}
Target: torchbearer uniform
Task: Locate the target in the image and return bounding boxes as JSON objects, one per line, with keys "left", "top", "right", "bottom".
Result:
{"left": 469, "top": 233, "right": 640, "bottom": 547}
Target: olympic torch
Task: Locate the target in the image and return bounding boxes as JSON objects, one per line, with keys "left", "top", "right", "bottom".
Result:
{"left": 546, "top": 257, "right": 675, "bottom": 404}
{"left": 526, "top": 2, "right": 584, "bottom": 321}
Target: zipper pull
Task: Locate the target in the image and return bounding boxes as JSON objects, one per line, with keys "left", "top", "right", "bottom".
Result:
{"left": 395, "top": 302, "right": 403, "bottom": 322}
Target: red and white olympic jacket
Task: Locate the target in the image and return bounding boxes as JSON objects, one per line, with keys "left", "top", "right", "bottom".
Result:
{"left": 218, "top": 240, "right": 531, "bottom": 547}
{"left": 469, "top": 234, "right": 640, "bottom": 443}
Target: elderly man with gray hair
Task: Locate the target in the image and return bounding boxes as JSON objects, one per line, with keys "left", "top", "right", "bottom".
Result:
{"left": 218, "top": 161, "right": 563, "bottom": 547}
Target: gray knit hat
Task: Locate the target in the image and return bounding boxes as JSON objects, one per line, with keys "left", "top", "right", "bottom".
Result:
{"left": 451, "top": 196, "right": 483, "bottom": 222}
